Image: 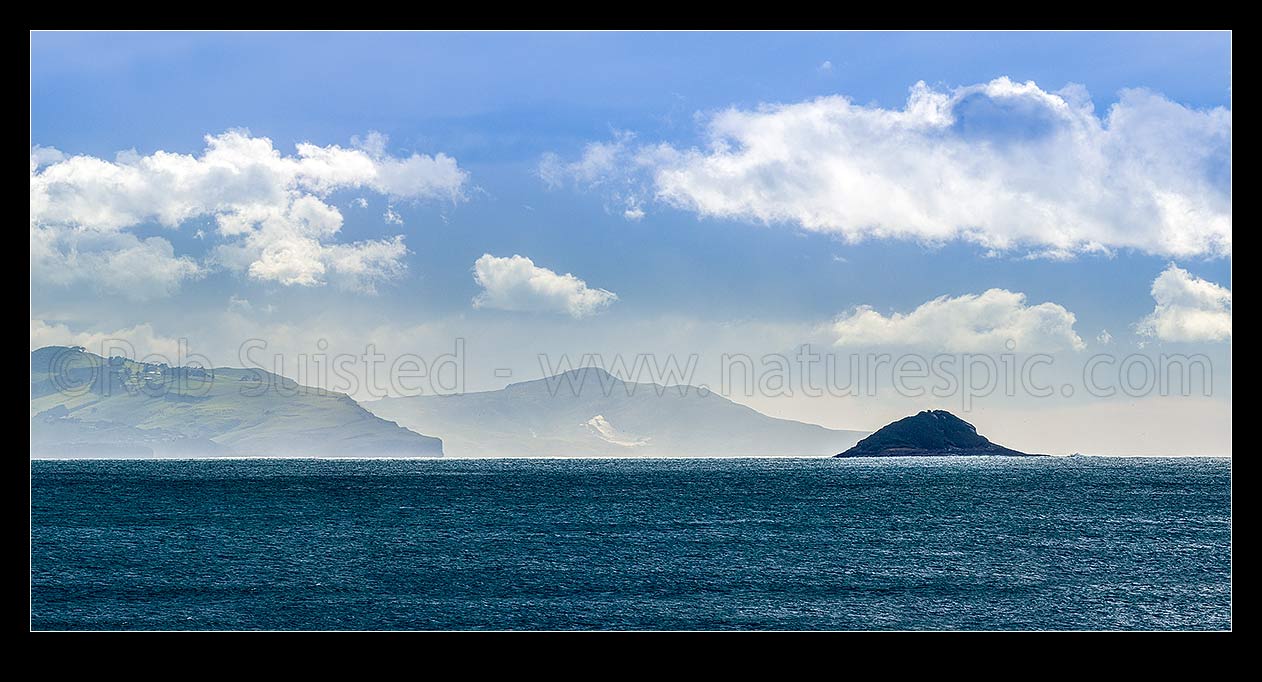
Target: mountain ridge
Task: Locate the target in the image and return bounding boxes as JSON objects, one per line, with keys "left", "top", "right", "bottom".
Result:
{"left": 368, "top": 366, "right": 867, "bottom": 457}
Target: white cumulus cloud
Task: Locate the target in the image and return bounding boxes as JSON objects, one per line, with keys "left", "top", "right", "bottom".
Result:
{"left": 545, "top": 78, "right": 1231, "bottom": 258}
{"left": 1136, "top": 265, "right": 1231, "bottom": 342}
{"left": 29, "top": 226, "right": 204, "bottom": 301}
{"left": 29, "top": 130, "right": 467, "bottom": 296}
{"left": 30, "top": 145, "right": 65, "bottom": 170}
{"left": 472, "top": 254, "right": 618, "bottom": 318}
{"left": 830, "top": 288, "right": 1086, "bottom": 352}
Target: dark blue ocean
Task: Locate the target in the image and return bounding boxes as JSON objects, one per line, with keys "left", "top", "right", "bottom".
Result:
{"left": 30, "top": 457, "right": 1231, "bottom": 630}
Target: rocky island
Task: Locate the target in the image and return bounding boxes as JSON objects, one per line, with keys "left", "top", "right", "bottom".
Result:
{"left": 835, "top": 410, "right": 1042, "bottom": 458}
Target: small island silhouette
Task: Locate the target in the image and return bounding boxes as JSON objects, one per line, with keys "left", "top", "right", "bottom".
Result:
{"left": 835, "top": 410, "right": 1042, "bottom": 458}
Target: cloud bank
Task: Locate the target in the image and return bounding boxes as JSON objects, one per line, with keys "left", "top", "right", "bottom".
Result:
{"left": 1137, "top": 265, "right": 1232, "bottom": 342}
{"left": 472, "top": 254, "right": 618, "bottom": 318}
{"left": 830, "top": 288, "right": 1086, "bottom": 352}
{"left": 543, "top": 78, "right": 1231, "bottom": 258}
{"left": 30, "top": 130, "right": 468, "bottom": 298}
{"left": 30, "top": 319, "right": 184, "bottom": 359}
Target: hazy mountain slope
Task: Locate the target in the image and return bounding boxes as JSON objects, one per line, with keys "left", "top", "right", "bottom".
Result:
{"left": 30, "top": 346, "right": 442, "bottom": 457}
{"left": 367, "top": 367, "right": 866, "bottom": 456}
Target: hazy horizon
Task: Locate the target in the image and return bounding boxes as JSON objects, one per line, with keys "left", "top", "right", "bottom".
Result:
{"left": 29, "top": 343, "right": 1230, "bottom": 457}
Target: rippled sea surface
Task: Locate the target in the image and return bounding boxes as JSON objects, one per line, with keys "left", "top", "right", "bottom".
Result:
{"left": 30, "top": 457, "right": 1231, "bottom": 630}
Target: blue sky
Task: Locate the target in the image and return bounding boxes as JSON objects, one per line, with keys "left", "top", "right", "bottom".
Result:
{"left": 30, "top": 31, "right": 1232, "bottom": 453}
